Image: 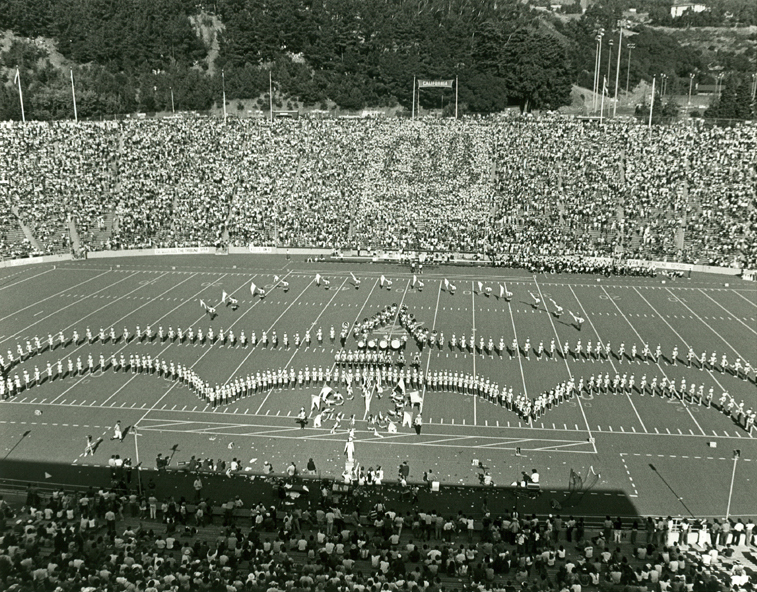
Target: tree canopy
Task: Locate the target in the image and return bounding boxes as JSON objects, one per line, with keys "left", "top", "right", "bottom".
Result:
{"left": 0, "top": 0, "right": 752, "bottom": 120}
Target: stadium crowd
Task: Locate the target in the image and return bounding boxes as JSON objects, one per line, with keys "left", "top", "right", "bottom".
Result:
{"left": 0, "top": 117, "right": 755, "bottom": 269}
{"left": 1, "top": 475, "right": 756, "bottom": 592}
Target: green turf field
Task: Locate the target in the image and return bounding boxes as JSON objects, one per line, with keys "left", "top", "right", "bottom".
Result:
{"left": 0, "top": 255, "right": 755, "bottom": 519}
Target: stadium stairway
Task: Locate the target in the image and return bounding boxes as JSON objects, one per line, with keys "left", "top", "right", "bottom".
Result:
{"left": 91, "top": 209, "right": 116, "bottom": 248}
{"left": 10, "top": 208, "right": 43, "bottom": 253}
{"left": 3, "top": 223, "right": 27, "bottom": 251}
{"left": 67, "top": 215, "right": 82, "bottom": 253}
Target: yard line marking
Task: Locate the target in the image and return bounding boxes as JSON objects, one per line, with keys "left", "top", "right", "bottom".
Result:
{"left": 471, "top": 281, "right": 477, "bottom": 426}
{"left": 571, "top": 285, "right": 647, "bottom": 434}
{"left": 137, "top": 419, "right": 195, "bottom": 430}
{"left": 302, "top": 279, "right": 376, "bottom": 417}
{"left": 329, "top": 278, "right": 384, "bottom": 421}
{"left": 504, "top": 280, "right": 531, "bottom": 405}
{"left": 603, "top": 284, "right": 707, "bottom": 433}
{"left": 118, "top": 274, "right": 249, "bottom": 422}
{"left": 731, "top": 289, "right": 757, "bottom": 309}
{"left": 1, "top": 270, "right": 137, "bottom": 346}
{"left": 633, "top": 286, "right": 731, "bottom": 421}
{"left": 48, "top": 272, "right": 200, "bottom": 406}
{"left": 0, "top": 267, "right": 55, "bottom": 293}
{"left": 221, "top": 272, "right": 295, "bottom": 386}
{"left": 667, "top": 288, "right": 752, "bottom": 357}
{"left": 418, "top": 281, "right": 442, "bottom": 415}
{"left": 533, "top": 278, "right": 593, "bottom": 443}
{"left": 530, "top": 440, "right": 595, "bottom": 452}
{"left": 137, "top": 421, "right": 596, "bottom": 452}
{"left": 255, "top": 276, "right": 350, "bottom": 414}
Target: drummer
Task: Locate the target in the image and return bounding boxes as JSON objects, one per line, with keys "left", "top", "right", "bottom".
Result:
{"left": 397, "top": 352, "right": 406, "bottom": 367}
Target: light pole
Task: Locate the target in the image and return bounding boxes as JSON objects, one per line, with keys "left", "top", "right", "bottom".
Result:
{"left": 613, "top": 24, "right": 624, "bottom": 118}
{"left": 221, "top": 69, "right": 227, "bottom": 122}
{"left": 725, "top": 449, "right": 740, "bottom": 520}
{"left": 751, "top": 73, "right": 756, "bottom": 106}
{"left": 593, "top": 30, "right": 604, "bottom": 113}
{"left": 625, "top": 43, "right": 635, "bottom": 97}
{"left": 687, "top": 73, "right": 695, "bottom": 109}
{"left": 606, "top": 39, "right": 614, "bottom": 101}
{"left": 716, "top": 72, "right": 724, "bottom": 99}
{"left": 648, "top": 76, "right": 656, "bottom": 131}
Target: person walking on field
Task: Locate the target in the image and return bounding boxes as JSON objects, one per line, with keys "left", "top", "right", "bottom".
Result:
{"left": 85, "top": 435, "right": 96, "bottom": 456}
{"left": 112, "top": 421, "right": 123, "bottom": 442}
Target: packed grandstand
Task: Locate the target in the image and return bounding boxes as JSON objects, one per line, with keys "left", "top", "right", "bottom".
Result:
{"left": 0, "top": 116, "right": 755, "bottom": 270}
{"left": 1, "top": 483, "right": 755, "bottom": 592}
{"left": 1, "top": 114, "right": 756, "bottom": 592}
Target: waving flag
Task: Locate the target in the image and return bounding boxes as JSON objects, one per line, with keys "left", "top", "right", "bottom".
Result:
{"left": 221, "top": 290, "right": 229, "bottom": 303}
{"left": 250, "top": 282, "right": 257, "bottom": 296}
{"left": 396, "top": 377, "right": 406, "bottom": 396}
{"left": 409, "top": 391, "right": 423, "bottom": 407}
{"left": 412, "top": 275, "right": 417, "bottom": 287}
{"left": 477, "top": 281, "right": 483, "bottom": 293}
{"left": 402, "top": 410, "right": 414, "bottom": 427}
{"left": 274, "top": 275, "right": 280, "bottom": 283}
{"left": 315, "top": 274, "right": 322, "bottom": 286}
{"left": 444, "top": 278, "right": 449, "bottom": 291}
{"left": 200, "top": 299, "right": 208, "bottom": 310}
{"left": 499, "top": 284, "right": 505, "bottom": 299}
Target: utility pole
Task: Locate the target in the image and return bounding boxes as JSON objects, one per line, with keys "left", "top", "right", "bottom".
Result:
{"left": 613, "top": 23, "right": 623, "bottom": 118}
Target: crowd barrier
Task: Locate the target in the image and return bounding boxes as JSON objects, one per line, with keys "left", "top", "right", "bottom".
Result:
{"left": 0, "top": 247, "right": 748, "bottom": 278}
{"left": 0, "top": 253, "right": 72, "bottom": 269}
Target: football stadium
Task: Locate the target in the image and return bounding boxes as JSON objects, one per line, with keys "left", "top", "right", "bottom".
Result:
{"left": 1, "top": 117, "right": 756, "bottom": 591}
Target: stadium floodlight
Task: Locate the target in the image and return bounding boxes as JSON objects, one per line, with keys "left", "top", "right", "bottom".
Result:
{"left": 626, "top": 43, "right": 636, "bottom": 96}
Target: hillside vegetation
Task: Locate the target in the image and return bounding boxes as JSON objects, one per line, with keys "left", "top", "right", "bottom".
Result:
{"left": 0, "top": 0, "right": 754, "bottom": 120}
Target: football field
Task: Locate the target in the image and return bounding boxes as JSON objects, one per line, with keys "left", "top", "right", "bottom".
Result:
{"left": 0, "top": 255, "right": 755, "bottom": 519}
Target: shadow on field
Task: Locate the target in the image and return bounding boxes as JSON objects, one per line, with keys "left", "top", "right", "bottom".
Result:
{"left": 0, "top": 458, "right": 640, "bottom": 520}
